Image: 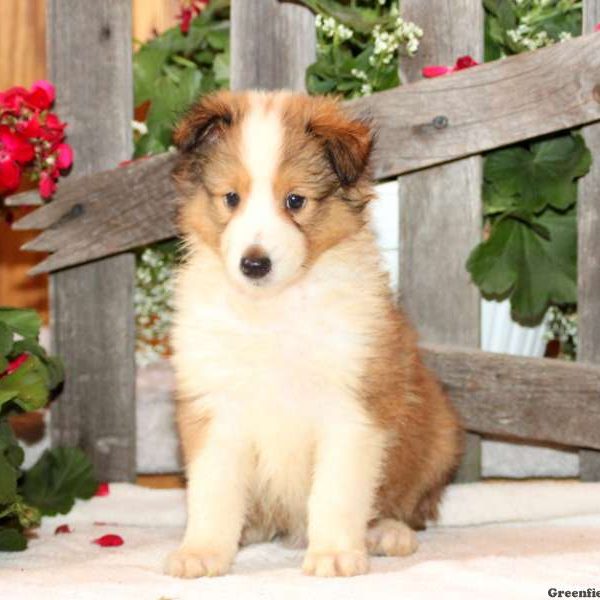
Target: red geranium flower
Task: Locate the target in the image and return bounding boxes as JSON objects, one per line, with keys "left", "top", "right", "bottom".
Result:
{"left": 93, "top": 534, "right": 124, "bottom": 547}
{"left": 177, "top": 0, "right": 209, "bottom": 34}
{"left": 0, "top": 125, "right": 34, "bottom": 194}
{"left": 0, "top": 79, "right": 71, "bottom": 201}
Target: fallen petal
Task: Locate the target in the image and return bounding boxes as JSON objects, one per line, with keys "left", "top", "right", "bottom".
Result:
{"left": 422, "top": 65, "right": 451, "bottom": 78}
{"left": 95, "top": 482, "right": 110, "bottom": 496}
{"left": 92, "top": 534, "right": 124, "bottom": 547}
{"left": 54, "top": 524, "right": 72, "bottom": 535}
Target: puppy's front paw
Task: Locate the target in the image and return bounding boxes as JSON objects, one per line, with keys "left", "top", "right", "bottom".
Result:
{"left": 165, "top": 547, "right": 233, "bottom": 578}
{"left": 302, "top": 549, "right": 369, "bottom": 577}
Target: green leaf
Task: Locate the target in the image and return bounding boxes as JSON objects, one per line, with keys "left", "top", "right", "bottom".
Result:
{"left": 296, "top": 0, "right": 392, "bottom": 34}
{"left": 467, "top": 207, "right": 577, "bottom": 325}
{"left": 21, "top": 447, "right": 97, "bottom": 516}
{"left": 0, "top": 421, "right": 20, "bottom": 504}
{"left": 0, "top": 308, "right": 42, "bottom": 340}
{"left": 484, "top": 134, "right": 592, "bottom": 213}
{"left": 0, "top": 356, "right": 49, "bottom": 412}
{"left": 133, "top": 46, "right": 170, "bottom": 106}
{"left": 0, "top": 527, "right": 27, "bottom": 552}
{"left": 0, "top": 322, "right": 12, "bottom": 357}
{"left": 0, "top": 390, "right": 18, "bottom": 410}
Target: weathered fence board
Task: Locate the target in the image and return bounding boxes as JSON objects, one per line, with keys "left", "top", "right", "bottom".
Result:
{"left": 47, "top": 0, "right": 136, "bottom": 481}
{"left": 399, "top": 0, "right": 483, "bottom": 482}
{"left": 231, "top": 0, "right": 315, "bottom": 91}
{"left": 421, "top": 344, "right": 600, "bottom": 452}
{"left": 579, "top": 0, "right": 600, "bottom": 481}
{"left": 12, "top": 31, "right": 600, "bottom": 274}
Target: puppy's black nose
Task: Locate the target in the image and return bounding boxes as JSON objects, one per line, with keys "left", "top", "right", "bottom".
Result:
{"left": 240, "top": 252, "right": 271, "bottom": 279}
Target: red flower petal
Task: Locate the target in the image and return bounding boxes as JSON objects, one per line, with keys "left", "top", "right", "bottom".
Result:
{"left": 95, "top": 482, "right": 110, "bottom": 496}
{"left": 54, "top": 524, "right": 72, "bottom": 535}
{"left": 595, "top": 23, "right": 600, "bottom": 32}
{"left": 0, "top": 86, "right": 28, "bottom": 112}
{"left": 32, "top": 80, "right": 56, "bottom": 105}
{"left": 56, "top": 143, "right": 73, "bottom": 170}
{"left": 454, "top": 55, "right": 479, "bottom": 71}
{"left": 0, "top": 157, "right": 21, "bottom": 195}
{"left": 92, "top": 534, "right": 124, "bottom": 547}
{"left": 422, "top": 65, "right": 451, "bottom": 78}
{"left": 0, "top": 127, "right": 35, "bottom": 163}
{"left": 179, "top": 8, "right": 193, "bottom": 34}
{"left": 17, "top": 115, "right": 43, "bottom": 138}
{"left": 39, "top": 171, "right": 57, "bottom": 199}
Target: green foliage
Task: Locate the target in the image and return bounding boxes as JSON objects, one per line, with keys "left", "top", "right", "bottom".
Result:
{"left": 0, "top": 307, "right": 95, "bottom": 552}
{"left": 133, "top": 0, "right": 230, "bottom": 156}
{"left": 467, "top": 2, "right": 590, "bottom": 327}
{"left": 21, "top": 448, "right": 97, "bottom": 517}
{"left": 468, "top": 133, "right": 589, "bottom": 324}
{"left": 484, "top": 0, "right": 581, "bottom": 60}
{"left": 299, "top": 0, "right": 422, "bottom": 98}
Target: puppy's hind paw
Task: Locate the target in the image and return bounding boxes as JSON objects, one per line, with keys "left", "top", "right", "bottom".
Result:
{"left": 302, "top": 550, "right": 369, "bottom": 577}
{"left": 367, "top": 518, "right": 418, "bottom": 557}
{"left": 165, "top": 547, "right": 233, "bottom": 578}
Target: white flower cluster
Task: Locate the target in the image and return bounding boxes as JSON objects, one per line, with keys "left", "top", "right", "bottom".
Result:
{"left": 370, "top": 16, "right": 423, "bottom": 66}
{"left": 544, "top": 306, "right": 578, "bottom": 360}
{"left": 135, "top": 246, "right": 176, "bottom": 366}
{"left": 506, "top": 23, "right": 554, "bottom": 50}
{"left": 316, "top": 14, "right": 353, "bottom": 41}
{"left": 350, "top": 68, "right": 373, "bottom": 96}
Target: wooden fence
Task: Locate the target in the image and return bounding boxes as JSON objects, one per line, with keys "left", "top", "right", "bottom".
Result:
{"left": 8, "top": 0, "right": 600, "bottom": 482}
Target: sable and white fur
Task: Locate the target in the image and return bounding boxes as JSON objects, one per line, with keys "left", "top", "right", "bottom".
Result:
{"left": 166, "top": 91, "right": 463, "bottom": 578}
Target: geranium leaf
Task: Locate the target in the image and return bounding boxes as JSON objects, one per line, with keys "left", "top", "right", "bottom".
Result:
{"left": 0, "top": 356, "right": 50, "bottom": 412}
{"left": 485, "top": 134, "right": 592, "bottom": 213}
{"left": 20, "top": 447, "right": 97, "bottom": 517}
{"left": 0, "top": 528, "right": 27, "bottom": 552}
{"left": 0, "top": 308, "right": 41, "bottom": 339}
{"left": 467, "top": 207, "right": 576, "bottom": 325}
{"left": 0, "top": 322, "right": 12, "bottom": 357}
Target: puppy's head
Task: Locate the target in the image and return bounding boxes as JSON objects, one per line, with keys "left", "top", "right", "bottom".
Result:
{"left": 173, "top": 90, "right": 374, "bottom": 294}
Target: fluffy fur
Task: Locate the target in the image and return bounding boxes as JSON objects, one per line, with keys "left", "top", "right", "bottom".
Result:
{"left": 166, "top": 90, "right": 463, "bottom": 578}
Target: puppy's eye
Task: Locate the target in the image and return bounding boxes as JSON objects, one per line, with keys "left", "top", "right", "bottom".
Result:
{"left": 285, "top": 193, "right": 306, "bottom": 212}
{"left": 225, "top": 191, "right": 240, "bottom": 209}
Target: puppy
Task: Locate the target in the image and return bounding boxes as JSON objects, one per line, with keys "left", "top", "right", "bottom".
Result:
{"left": 166, "top": 90, "right": 463, "bottom": 578}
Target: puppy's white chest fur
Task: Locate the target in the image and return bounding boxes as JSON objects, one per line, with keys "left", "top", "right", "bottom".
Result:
{"left": 172, "top": 239, "right": 384, "bottom": 528}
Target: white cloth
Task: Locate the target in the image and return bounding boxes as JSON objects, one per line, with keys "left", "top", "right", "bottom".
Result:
{"left": 2, "top": 481, "right": 600, "bottom": 599}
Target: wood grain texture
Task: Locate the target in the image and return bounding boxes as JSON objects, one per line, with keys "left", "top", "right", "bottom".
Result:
{"left": 398, "top": 0, "right": 483, "bottom": 482}
{"left": 231, "top": 0, "right": 315, "bottom": 91}
{"left": 579, "top": 0, "right": 600, "bottom": 481}
{"left": 14, "top": 31, "right": 600, "bottom": 273}
{"left": 421, "top": 344, "right": 600, "bottom": 451}
{"left": 47, "top": 0, "right": 136, "bottom": 481}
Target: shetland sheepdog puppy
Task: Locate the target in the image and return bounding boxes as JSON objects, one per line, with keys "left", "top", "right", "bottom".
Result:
{"left": 166, "top": 90, "right": 463, "bottom": 578}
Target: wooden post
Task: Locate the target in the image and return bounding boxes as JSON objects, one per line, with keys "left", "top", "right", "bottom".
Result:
{"left": 399, "top": 0, "right": 484, "bottom": 481}
{"left": 579, "top": 0, "right": 600, "bottom": 481}
{"left": 47, "top": 1, "right": 136, "bottom": 481}
{"left": 231, "top": 0, "right": 315, "bottom": 91}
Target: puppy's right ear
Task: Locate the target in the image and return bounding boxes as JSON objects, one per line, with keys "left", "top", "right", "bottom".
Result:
{"left": 173, "top": 92, "right": 237, "bottom": 153}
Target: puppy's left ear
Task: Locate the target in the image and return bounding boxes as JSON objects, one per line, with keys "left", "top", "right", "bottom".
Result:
{"left": 307, "top": 99, "right": 374, "bottom": 187}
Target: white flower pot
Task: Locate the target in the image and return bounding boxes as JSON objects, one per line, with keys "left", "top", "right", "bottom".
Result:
{"left": 481, "top": 298, "right": 548, "bottom": 357}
